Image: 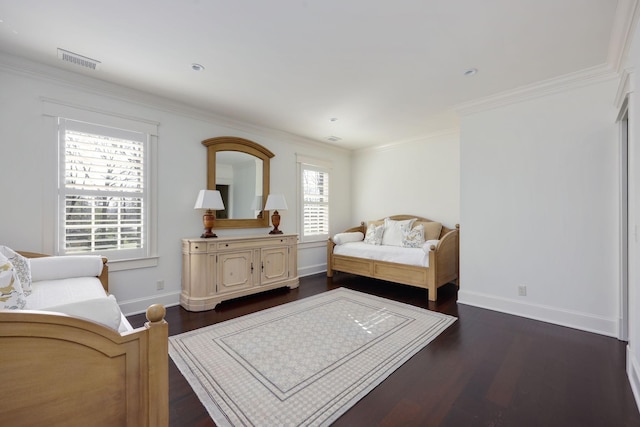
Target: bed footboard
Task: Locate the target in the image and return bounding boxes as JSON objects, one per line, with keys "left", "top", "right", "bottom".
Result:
{"left": 0, "top": 304, "right": 169, "bottom": 426}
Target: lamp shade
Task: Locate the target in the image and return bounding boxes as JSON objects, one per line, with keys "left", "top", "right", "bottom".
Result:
{"left": 264, "top": 194, "right": 288, "bottom": 211}
{"left": 194, "top": 189, "right": 225, "bottom": 210}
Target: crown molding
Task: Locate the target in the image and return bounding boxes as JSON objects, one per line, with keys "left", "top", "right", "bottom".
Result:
{"left": 615, "top": 68, "right": 634, "bottom": 111}
{"left": 357, "top": 127, "right": 460, "bottom": 154}
{"left": 607, "top": 0, "right": 640, "bottom": 74}
{"left": 454, "top": 1, "right": 639, "bottom": 117}
{"left": 0, "top": 51, "right": 349, "bottom": 154}
{"left": 454, "top": 64, "right": 618, "bottom": 116}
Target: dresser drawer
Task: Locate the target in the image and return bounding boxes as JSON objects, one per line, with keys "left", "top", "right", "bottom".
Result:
{"left": 189, "top": 242, "right": 208, "bottom": 253}
{"left": 217, "top": 240, "right": 260, "bottom": 250}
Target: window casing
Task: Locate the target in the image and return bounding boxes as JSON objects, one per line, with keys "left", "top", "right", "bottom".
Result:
{"left": 298, "top": 156, "right": 331, "bottom": 243}
{"left": 58, "top": 118, "right": 149, "bottom": 260}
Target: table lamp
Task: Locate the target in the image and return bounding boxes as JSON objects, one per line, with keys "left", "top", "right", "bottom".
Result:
{"left": 264, "top": 194, "right": 288, "bottom": 235}
{"left": 194, "top": 189, "right": 225, "bottom": 238}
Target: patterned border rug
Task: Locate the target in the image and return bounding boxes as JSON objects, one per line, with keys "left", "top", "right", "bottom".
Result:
{"left": 169, "top": 288, "right": 456, "bottom": 426}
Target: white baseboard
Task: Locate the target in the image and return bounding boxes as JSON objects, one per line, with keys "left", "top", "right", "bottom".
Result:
{"left": 629, "top": 345, "right": 640, "bottom": 414}
{"left": 457, "top": 289, "right": 618, "bottom": 337}
{"left": 298, "top": 264, "right": 326, "bottom": 278}
{"left": 119, "top": 291, "right": 181, "bottom": 316}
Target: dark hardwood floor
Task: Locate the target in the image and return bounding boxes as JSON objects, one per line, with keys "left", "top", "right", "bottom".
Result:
{"left": 127, "top": 274, "right": 640, "bottom": 426}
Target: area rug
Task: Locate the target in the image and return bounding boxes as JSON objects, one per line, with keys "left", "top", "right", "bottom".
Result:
{"left": 169, "top": 287, "right": 456, "bottom": 426}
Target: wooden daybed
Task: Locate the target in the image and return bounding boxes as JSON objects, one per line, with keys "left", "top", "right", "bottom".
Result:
{"left": 0, "top": 252, "right": 169, "bottom": 426}
{"left": 327, "top": 215, "right": 459, "bottom": 301}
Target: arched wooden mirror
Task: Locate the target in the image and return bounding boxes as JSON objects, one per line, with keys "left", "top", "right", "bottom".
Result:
{"left": 202, "top": 136, "right": 274, "bottom": 229}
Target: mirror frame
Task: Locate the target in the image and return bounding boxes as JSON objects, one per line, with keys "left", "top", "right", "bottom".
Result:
{"left": 202, "top": 136, "right": 274, "bottom": 229}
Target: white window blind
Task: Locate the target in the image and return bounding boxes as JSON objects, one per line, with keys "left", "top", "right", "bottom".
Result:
{"left": 59, "top": 118, "right": 148, "bottom": 259}
{"left": 301, "top": 163, "right": 330, "bottom": 242}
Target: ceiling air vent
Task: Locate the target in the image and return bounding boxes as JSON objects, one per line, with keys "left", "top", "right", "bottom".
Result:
{"left": 57, "top": 48, "right": 101, "bottom": 70}
{"left": 326, "top": 136, "right": 342, "bottom": 142}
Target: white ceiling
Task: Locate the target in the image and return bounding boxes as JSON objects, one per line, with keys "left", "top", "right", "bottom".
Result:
{"left": 0, "top": 0, "right": 631, "bottom": 149}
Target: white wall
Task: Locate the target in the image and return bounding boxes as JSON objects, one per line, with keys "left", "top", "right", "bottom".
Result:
{"left": 458, "top": 78, "right": 621, "bottom": 336}
{"left": 0, "top": 53, "right": 351, "bottom": 314}
{"left": 351, "top": 131, "right": 460, "bottom": 229}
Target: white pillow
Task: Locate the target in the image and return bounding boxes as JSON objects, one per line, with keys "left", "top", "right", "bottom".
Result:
{"left": 30, "top": 255, "right": 104, "bottom": 282}
{"left": 44, "top": 295, "right": 122, "bottom": 330}
{"left": 333, "top": 232, "right": 364, "bottom": 245}
{"left": 422, "top": 239, "right": 440, "bottom": 253}
{"left": 0, "top": 246, "right": 32, "bottom": 295}
{"left": 402, "top": 224, "right": 425, "bottom": 248}
{"left": 0, "top": 253, "right": 27, "bottom": 309}
{"left": 381, "top": 217, "right": 416, "bottom": 247}
{"left": 363, "top": 223, "right": 384, "bottom": 245}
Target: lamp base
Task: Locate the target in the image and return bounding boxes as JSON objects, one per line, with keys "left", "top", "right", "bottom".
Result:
{"left": 201, "top": 210, "right": 218, "bottom": 238}
{"left": 269, "top": 210, "right": 283, "bottom": 234}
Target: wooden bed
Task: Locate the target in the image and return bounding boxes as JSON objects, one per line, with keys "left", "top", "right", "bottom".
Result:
{"left": 327, "top": 215, "right": 459, "bottom": 301}
{"left": 0, "top": 252, "right": 169, "bottom": 426}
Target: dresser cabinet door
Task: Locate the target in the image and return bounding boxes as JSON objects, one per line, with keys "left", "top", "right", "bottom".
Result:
{"left": 260, "top": 247, "right": 288, "bottom": 286}
{"left": 217, "top": 250, "right": 254, "bottom": 294}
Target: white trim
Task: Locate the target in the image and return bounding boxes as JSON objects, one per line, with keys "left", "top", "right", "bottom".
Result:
{"left": 454, "top": 65, "right": 618, "bottom": 116}
{"left": 119, "top": 291, "right": 181, "bottom": 316}
{"left": 608, "top": 0, "right": 640, "bottom": 74}
{"left": 618, "top": 101, "right": 630, "bottom": 341}
{"left": 628, "top": 345, "right": 640, "bottom": 413}
{"left": 296, "top": 154, "right": 333, "bottom": 170}
{"left": 357, "top": 128, "right": 460, "bottom": 154}
{"left": 108, "top": 256, "right": 159, "bottom": 272}
{"left": 457, "top": 290, "right": 619, "bottom": 337}
{"left": 48, "top": 104, "right": 159, "bottom": 263}
{"left": 616, "top": 69, "right": 634, "bottom": 112}
{"left": 298, "top": 264, "right": 327, "bottom": 278}
{"left": 296, "top": 155, "right": 331, "bottom": 243}
{"left": 42, "top": 98, "right": 159, "bottom": 135}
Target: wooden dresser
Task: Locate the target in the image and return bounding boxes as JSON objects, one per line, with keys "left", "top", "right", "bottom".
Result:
{"left": 181, "top": 234, "right": 299, "bottom": 311}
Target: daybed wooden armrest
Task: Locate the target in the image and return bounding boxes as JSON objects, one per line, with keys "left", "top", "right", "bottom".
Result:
{"left": 0, "top": 304, "right": 169, "bottom": 426}
{"left": 17, "top": 250, "right": 109, "bottom": 292}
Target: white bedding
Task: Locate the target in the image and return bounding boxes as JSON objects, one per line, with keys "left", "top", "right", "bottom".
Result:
{"left": 333, "top": 241, "right": 430, "bottom": 268}
{"left": 25, "top": 277, "right": 133, "bottom": 332}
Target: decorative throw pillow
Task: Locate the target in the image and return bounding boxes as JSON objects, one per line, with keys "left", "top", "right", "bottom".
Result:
{"left": 363, "top": 223, "right": 384, "bottom": 245}
{"left": 414, "top": 221, "right": 443, "bottom": 241}
{"left": 381, "top": 217, "right": 416, "bottom": 246}
{"left": 402, "top": 224, "right": 425, "bottom": 248}
{"left": 0, "top": 254, "right": 27, "bottom": 309}
{"left": 0, "top": 246, "right": 31, "bottom": 295}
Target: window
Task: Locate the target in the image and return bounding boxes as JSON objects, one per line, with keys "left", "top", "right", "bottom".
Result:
{"left": 58, "top": 118, "right": 149, "bottom": 260}
{"left": 297, "top": 155, "right": 331, "bottom": 242}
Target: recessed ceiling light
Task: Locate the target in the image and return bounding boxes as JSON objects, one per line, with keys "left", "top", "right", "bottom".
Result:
{"left": 327, "top": 136, "right": 342, "bottom": 142}
{"left": 464, "top": 68, "right": 478, "bottom": 76}
{"left": 191, "top": 63, "right": 205, "bottom": 71}
{"left": 330, "top": 117, "right": 338, "bottom": 122}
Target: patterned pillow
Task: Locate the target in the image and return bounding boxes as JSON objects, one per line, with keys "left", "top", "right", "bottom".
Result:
{"left": 402, "top": 224, "right": 426, "bottom": 248}
{"left": 0, "top": 246, "right": 31, "bottom": 295}
{"left": 363, "top": 223, "right": 384, "bottom": 245}
{"left": 0, "top": 254, "right": 27, "bottom": 309}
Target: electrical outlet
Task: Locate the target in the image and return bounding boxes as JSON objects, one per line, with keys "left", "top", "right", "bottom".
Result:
{"left": 518, "top": 285, "right": 527, "bottom": 296}
{"left": 156, "top": 280, "right": 164, "bottom": 290}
